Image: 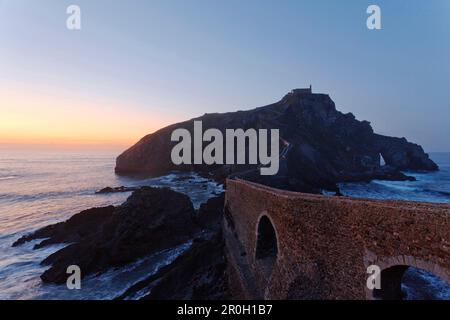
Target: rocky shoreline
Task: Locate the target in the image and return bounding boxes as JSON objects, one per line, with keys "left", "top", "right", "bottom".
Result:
{"left": 11, "top": 181, "right": 450, "bottom": 300}
{"left": 13, "top": 187, "right": 228, "bottom": 299}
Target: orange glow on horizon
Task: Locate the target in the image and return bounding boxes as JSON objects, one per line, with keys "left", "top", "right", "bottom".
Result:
{"left": 0, "top": 86, "right": 182, "bottom": 150}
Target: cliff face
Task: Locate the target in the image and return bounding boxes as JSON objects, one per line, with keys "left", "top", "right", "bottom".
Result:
{"left": 116, "top": 90, "right": 437, "bottom": 192}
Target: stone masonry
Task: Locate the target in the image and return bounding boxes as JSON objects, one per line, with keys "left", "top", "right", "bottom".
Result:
{"left": 224, "top": 179, "right": 450, "bottom": 299}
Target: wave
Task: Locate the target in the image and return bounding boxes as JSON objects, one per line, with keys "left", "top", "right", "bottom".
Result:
{"left": 0, "top": 190, "right": 84, "bottom": 203}
{"left": 0, "top": 176, "right": 19, "bottom": 181}
{"left": 0, "top": 239, "right": 193, "bottom": 300}
{"left": 423, "top": 189, "right": 450, "bottom": 197}
{"left": 371, "top": 180, "right": 417, "bottom": 192}
{"left": 403, "top": 268, "right": 450, "bottom": 300}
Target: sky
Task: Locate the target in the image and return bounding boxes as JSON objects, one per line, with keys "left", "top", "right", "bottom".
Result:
{"left": 0, "top": 0, "right": 449, "bottom": 151}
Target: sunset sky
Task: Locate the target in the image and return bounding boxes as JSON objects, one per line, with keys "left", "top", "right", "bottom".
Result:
{"left": 1, "top": 0, "right": 449, "bottom": 151}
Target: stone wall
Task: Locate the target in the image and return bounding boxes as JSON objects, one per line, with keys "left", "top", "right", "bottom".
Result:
{"left": 224, "top": 179, "right": 450, "bottom": 300}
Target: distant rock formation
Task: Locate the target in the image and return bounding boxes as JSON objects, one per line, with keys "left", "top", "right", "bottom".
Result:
{"left": 95, "top": 186, "right": 140, "bottom": 194}
{"left": 116, "top": 90, "right": 438, "bottom": 193}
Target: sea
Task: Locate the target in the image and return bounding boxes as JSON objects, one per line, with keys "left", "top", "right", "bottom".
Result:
{"left": 0, "top": 148, "right": 448, "bottom": 300}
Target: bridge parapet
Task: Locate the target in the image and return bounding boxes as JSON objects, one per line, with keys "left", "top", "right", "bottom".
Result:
{"left": 224, "top": 179, "right": 450, "bottom": 299}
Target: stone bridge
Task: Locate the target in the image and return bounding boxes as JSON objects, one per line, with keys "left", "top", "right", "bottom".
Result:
{"left": 223, "top": 179, "right": 450, "bottom": 300}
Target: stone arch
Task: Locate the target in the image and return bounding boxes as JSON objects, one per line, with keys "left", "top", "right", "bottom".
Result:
{"left": 368, "top": 256, "right": 449, "bottom": 300}
{"left": 255, "top": 213, "right": 279, "bottom": 277}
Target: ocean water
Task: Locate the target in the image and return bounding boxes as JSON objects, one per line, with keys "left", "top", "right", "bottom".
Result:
{"left": 339, "top": 152, "right": 450, "bottom": 204}
{"left": 0, "top": 149, "right": 448, "bottom": 300}
{"left": 0, "top": 148, "right": 223, "bottom": 300}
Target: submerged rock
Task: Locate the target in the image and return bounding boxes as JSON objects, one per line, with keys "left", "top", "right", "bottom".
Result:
{"left": 95, "top": 186, "right": 140, "bottom": 194}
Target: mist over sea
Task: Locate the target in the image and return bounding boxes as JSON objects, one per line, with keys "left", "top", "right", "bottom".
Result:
{"left": 0, "top": 149, "right": 448, "bottom": 300}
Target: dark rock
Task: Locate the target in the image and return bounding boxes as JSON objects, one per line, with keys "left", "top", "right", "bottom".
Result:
{"left": 114, "top": 193, "right": 229, "bottom": 300}
{"left": 12, "top": 206, "right": 115, "bottom": 248}
{"left": 117, "top": 233, "right": 229, "bottom": 300}
{"left": 95, "top": 186, "right": 139, "bottom": 194}
{"left": 115, "top": 89, "right": 437, "bottom": 192}
{"left": 196, "top": 193, "right": 225, "bottom": 232}
{"left": 96, "top": 187, "right": 114, "bottom": 194}
{"left": 15, "top": 187, "right": 200, "bottom": 284}
{"left": 374, "top": 135, "right": 438, "bottom": 171}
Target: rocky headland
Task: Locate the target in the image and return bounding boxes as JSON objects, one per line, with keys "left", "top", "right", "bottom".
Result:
{"left": 116, "top": 89, "right": 437, "bottom": 193}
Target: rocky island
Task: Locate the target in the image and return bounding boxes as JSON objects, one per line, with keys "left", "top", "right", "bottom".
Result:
{"left": 116, "top": 89, "right": 437, "bottom": 193}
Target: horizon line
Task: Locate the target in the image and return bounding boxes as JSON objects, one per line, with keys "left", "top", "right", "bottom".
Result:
{"left": 0, "top": 142, "right": 449, "bottom": 155}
